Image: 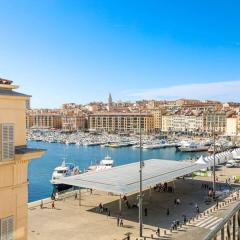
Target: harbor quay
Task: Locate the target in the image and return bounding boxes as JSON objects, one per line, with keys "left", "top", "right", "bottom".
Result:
{"left": 28, "top": 166, "right": 240, "bottom": 240}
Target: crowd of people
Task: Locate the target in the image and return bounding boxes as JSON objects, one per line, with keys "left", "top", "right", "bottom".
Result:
{"left": 153, "top": 182, "right": 173, "bottom": 192}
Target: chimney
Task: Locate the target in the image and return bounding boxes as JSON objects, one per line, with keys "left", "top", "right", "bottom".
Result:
{"left": 0, "top": 78, "right": 18, "bottom": 90}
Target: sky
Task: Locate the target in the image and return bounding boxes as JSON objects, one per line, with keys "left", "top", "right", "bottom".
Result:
{"left": 1, "top": 0, "right": 240, "bottom": 108}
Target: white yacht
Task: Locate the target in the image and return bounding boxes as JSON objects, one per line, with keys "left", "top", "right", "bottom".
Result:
{"left": 50, "top": 161, "right": 81, "bottom": 192}
{"left": 87, "top": 156, "right": 114, "bottom": 172}
{"left": 178, "top": 141, "right": 208, "bottom": 152}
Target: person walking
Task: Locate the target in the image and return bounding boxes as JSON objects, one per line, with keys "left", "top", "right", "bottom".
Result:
{"left": 120, "top": 219, "right": 123, "bottom": 227}
{"left": 156, "top": 227, "right": 160, "bottom": 236}
{"left": 183, "top": 215, "right": 187, "bottom": 224}
{"left": 166, "top": 208, "right": 170, "bottom": 216}
{"left": 99, "top": 203, "right": 103, "bottom": 213}
{"left": 144, "top": 207, "right": 148, "bottom": 217}
{"left": 40, "top": 200, "right": 43, "bottom": 209}
{"left": 196, "top": 206, "right": 200, "bottom": 213}
{"left": 52, "top": 200, "right": 55, "bottom": 209}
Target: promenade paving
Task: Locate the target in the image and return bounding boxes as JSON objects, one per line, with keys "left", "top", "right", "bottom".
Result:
{"left": 28, "top": 165, "right": 240, "bottom": 240}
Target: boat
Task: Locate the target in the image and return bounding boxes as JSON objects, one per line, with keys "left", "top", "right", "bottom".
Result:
{"left": 178, "top": 141, "right": 208, "bottom": 152}
{"left": 83, "top": 142, "right": 101, "bottom": 146}
{"left": 142, "top": 144, "right": 163, "bottom": 149}
{"left": 208, "top": 145, "right": 222, "bottom": 154}
{"left": 108, "top": 142, "right": 131, "bottom": 148}
{"left": 87, "top": 156, "right": 114, "bottom": 172}
{"left": 50, "top": 161, "right": 81, "bottom": 192}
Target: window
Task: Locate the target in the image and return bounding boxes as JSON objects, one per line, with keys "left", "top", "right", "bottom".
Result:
{"left": 0, "top": 216, "right": 14, "bottom": 240}
{"left": 0, "top": 123, "right": 14, "bottom": 162}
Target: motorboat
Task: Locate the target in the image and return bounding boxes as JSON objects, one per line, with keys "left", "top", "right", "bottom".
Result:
{"left": 50, "top": 161, "right": 81, "bottom": 192}
{"left": 142, "top": 144, "right": 163, "bottom": 149}
{"left": 87, "top": 155, "right": 114, "bottom": 172}
{"left": 178, "top": 141, "right": 208, "bottom": 152}
{"left": 83, "top": 142, "right": 101, "bottom": 146}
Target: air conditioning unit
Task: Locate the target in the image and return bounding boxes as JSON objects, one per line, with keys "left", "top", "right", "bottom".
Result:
{"left": 0, "top": 123, "right": 14, "bottom": 162}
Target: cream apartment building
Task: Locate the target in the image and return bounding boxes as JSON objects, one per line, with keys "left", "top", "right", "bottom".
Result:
{"left": 152, "top": 108, "right": 166, "bottom": 132}
{"left": 89, "top": 112, "right": 154, "bottom": 133}
{"left": 61, "top": 114, "right": 87, "bottom": 132}
{"left": 26, "top": 111, "right": 62, "bottom": 129}
{"left": 225, "top": 114, "right": 240, "bottom": 137}
{"left": 162, "top": 112, "right": 204, "bottom": 133}
{"left": 204, "top": 111, "right": 227, "bottom": 134}
{"left": 0, "top": 79, "right": 45, "bottom": 240}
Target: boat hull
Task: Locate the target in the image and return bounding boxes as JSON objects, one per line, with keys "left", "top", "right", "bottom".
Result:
{"left": 178, "top": 147, "right": 208, "bottom": 152}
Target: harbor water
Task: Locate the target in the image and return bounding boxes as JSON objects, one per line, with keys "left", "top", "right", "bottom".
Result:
{"left": 28, "top": 141, "right": 208, "bottom": 202}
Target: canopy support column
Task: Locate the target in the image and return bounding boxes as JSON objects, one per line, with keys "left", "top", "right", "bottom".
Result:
{"left": 119, "top": 194, "right": 122, "bottom": 215}
{"left": 173, "top": 179, "right": 175, "bottom": 193}
{"left": 149, "top": 186, "right": 152, "bottom": 200}
{"left": 79, "top": 188, "right": 81, "bottom": 206}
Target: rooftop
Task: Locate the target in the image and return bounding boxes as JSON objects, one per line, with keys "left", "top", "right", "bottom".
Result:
{"left": 0, "top": 88, "right": 30, "bottom": 97}
{"left": 0, "top": 77, "right": 30, "bottom": 97}
{"left": 89, "top": 112, "right": 152, "bottom": 116}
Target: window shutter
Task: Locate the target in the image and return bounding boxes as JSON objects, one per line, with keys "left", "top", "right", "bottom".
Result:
{"left": 0, "top": 123, "right": 15, "bottom": 162}
{"left": 0, "top": 216, "right": 14, "bottom": 240}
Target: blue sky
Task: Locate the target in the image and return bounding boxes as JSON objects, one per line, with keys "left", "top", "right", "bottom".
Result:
{"left": 1, "top": 0, "right": 240, "bottom": 108}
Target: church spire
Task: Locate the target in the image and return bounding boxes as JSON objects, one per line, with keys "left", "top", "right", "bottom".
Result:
{"left": 108, "top": 93, "right": 113, "bottom": 111}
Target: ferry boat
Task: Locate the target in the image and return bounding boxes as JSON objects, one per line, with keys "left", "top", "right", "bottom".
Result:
{"left": 50, "top": 161, "right": 81, "bottom": 192}
{"left": 87, "top": 156, "right": 114, "bottom": 172}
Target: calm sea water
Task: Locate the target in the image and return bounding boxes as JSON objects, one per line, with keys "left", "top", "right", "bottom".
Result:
{"left": 28, "top": 141, "right": 208, "bottom": 202}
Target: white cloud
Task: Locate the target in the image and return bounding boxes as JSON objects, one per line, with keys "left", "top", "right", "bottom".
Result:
{"left": 126, "top": 80, "right": 240, "bottom": 102}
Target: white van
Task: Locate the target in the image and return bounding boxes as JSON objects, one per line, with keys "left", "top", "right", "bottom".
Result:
{"left": 226, "top": 160, "right": 240, "bottom": 168}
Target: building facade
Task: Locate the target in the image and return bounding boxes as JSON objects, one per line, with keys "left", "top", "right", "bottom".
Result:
{"left": 152, "top": 108, "right": 166, "bottom": 132}
{"left": 61, "top": 115, "right": 87, "bottom": 132}
{"left": 226, "top": 116, "right": 237, "bottom": 136}
{"left": 89, "top": 112, "right": 154, "bottom": 133}
{"left": 26, "top": 112, "right": 62, "bottom": 129}
{"left": 161, "top": 112, "right": 204, "bottom": 133}
{"left": 0, "top": 78, "right": 45, "bottom": 240}
{"left": 204, "top": 111, "right": 227, "bottom": 134}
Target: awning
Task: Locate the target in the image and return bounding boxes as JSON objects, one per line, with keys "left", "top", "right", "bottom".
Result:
{"left": 55, "top": 159, "right": 205, "bottom": 195}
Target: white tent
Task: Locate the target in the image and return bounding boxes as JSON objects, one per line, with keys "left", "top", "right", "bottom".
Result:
{"left": 196, "top": 156, "right": 208, "bottom": 171}
{"left": 196, "top": 155, "right": 207, "bottom": 165}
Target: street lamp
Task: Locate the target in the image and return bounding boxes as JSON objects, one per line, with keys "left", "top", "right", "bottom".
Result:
{"left": 139, "top": 109, "right": 143, "bottom": 237}
{"left": 212, "top": 111, "right": 216, "bottom": 199}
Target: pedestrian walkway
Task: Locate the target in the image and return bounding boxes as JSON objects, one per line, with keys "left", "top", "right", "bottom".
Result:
{"left": 192, "top": 215, "right": 223, "bottom": 230}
